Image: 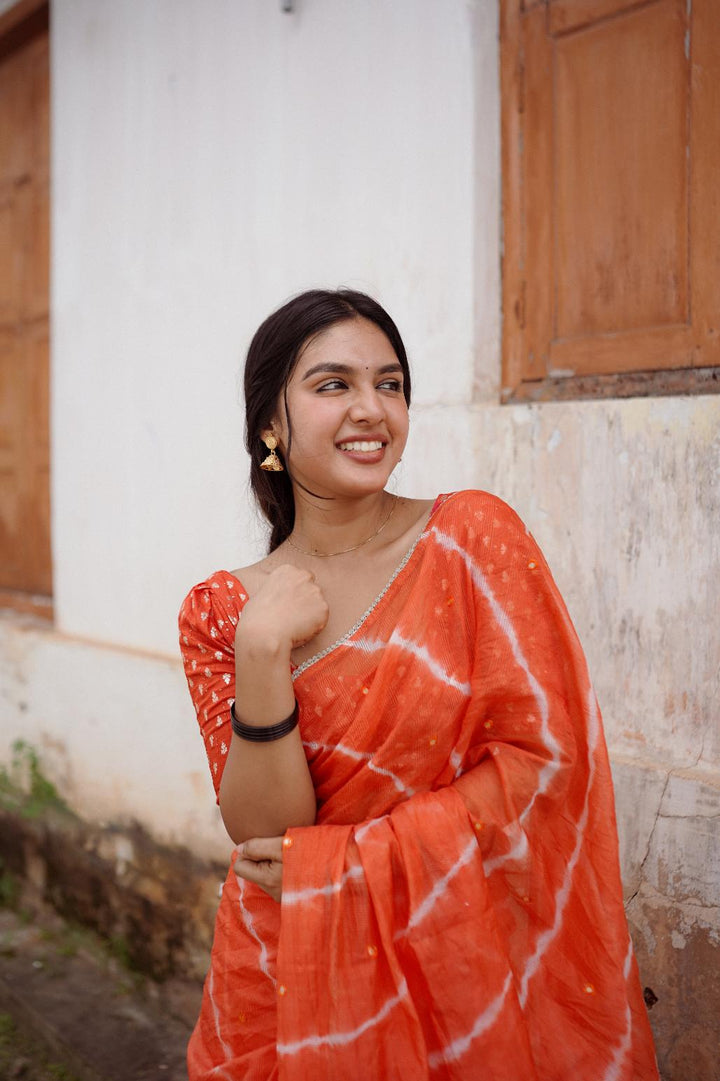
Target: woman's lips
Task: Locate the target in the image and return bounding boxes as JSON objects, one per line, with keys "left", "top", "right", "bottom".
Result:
{"left": 336, "top": 439, "right": 387, "bottom": 463}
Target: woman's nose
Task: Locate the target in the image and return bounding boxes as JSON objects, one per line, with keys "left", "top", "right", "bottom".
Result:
{"left": 347, "top": 386, "right": 384, "bottom": 423}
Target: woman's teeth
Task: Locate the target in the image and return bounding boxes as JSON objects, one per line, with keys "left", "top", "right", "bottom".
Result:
{"left": 338, "top": 441, "right": 383, "bottom": 452}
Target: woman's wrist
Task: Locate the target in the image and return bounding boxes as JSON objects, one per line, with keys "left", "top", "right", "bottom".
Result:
{"left": 235, "top": 620, "right": 292, "bottom": 662}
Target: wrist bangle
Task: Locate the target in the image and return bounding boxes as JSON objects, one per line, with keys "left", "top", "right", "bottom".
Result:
{"left": 230, "top": 700, "right": 299, "bottom": 742}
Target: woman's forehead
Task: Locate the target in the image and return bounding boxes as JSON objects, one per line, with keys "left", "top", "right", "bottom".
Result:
{"left": 294, "top": 317, "right": 397, "bottom": 374}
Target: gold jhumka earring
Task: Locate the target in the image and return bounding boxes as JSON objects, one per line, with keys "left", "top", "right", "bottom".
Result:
{"left": 260, "top": 434, "right": 284, "bottom": 472}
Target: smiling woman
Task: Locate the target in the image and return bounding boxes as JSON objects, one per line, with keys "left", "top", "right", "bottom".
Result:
{"left": 177, "top": 290, "right": 659, "bottom": 1080}
{"left": 266, "top": 317, "right": 410, "bottom": 508}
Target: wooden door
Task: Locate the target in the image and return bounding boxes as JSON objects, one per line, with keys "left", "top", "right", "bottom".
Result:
{"left": 501, "top": 0, "right": 720, "bottom": 400}
{"left": 0, "top": 3, "right": 51, "bottom": 612}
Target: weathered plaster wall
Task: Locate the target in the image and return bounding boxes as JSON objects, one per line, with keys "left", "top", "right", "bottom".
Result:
{"left": 0, "top": 613, "right": 227, "bottom": 857}
{"left": 407, "top": 397, "right": 719, "bottom": 766}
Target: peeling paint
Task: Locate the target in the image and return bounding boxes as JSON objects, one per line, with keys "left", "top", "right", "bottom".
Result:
{"left": 546, "top": 428, "right": 562, "bottom": 452}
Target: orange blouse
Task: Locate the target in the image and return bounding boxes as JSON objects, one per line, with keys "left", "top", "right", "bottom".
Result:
{"left": 179, "top": 490, "right": 658, "bottom": 1080}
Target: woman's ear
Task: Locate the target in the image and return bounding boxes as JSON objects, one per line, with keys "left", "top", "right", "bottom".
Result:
{"left": 262, "top": 423, "right": 286, "bottom": 452}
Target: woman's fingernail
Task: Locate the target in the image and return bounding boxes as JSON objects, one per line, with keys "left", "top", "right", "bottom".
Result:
{"left": 236, "top": 843, "right": 244, "bottom": 859}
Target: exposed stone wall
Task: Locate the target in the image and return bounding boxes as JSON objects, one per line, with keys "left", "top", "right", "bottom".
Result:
{"left": 0, "top": 804, "right": 222, "bottom": 983}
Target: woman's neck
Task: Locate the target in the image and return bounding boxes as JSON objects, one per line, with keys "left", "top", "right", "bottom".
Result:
{"left": 288, "top": 490, "right": 397, "bottom": 558}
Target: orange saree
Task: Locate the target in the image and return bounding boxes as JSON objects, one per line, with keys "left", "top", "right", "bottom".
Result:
{"left": 179, "top": 490, "right": 658, "bottom": 1080}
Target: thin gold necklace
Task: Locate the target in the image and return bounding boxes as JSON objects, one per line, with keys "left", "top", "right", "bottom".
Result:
{"left": 286, "top": 498, "right": 399, "bottom": 557}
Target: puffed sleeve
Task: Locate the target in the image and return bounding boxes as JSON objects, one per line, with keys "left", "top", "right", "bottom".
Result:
{"left": 178, "top": 574, "right": 248, "bottom": 801}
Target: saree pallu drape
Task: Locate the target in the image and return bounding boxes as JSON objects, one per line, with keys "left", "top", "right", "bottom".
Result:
{"left": 179, "top": 490, "right": 658, "bottom": 1081}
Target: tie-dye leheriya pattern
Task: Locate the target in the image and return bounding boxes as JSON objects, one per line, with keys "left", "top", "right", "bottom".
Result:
{"left": 178, "top": 490, "right": 658, "bottom": 1081}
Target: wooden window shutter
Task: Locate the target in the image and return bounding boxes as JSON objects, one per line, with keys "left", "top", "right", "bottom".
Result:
{"left": 0, "top": 2, "right": 52, "bottom": 615}
{"left": 501, "top": 0, "right": 720, "bottom": 401}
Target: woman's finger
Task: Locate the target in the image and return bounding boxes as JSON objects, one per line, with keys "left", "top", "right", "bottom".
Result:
{"left": 239, "top": 836, "right": 285, "bottom": 864}
{"left": 234, "top": 857, "right": 282, "bottom": 902}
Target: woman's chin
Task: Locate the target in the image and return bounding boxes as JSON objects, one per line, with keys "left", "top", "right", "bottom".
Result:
{"left": 288, "top": 454, "right": 400, "bottom": 498}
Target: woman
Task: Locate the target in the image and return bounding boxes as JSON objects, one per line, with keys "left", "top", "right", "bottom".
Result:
{"left": 179, "top": 289, "right": 658, "bottom": 1080}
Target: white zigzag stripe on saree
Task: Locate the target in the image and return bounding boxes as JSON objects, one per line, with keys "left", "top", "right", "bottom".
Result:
{"left": 602, "top": 938, "right": 636, "bottom": 1081}
{"left": 235, "top": 877, "right": 276, "bottom": 985}
{"left": 389, "top": 630, "right": 472, "bottom": 697}
{"left": 394, "top": 836, "right": 479, "bottom": 941}
{"left": 303, "top": 739, "right": 415, "bottom": 798}
{"left": 207, "top": 966, "right": 235, "bottom": 1075}
{"left": 428, "top": 972, "right": 514, "bottom": 1070}
{"left": 282, "top": 863, "right": 366, "bottom": 906}
{"left": 277, "top": 980, "right": 409, "bottom": 1055}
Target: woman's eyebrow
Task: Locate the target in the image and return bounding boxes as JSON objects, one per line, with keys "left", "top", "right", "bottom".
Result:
{"left": 301, "top": 361, "right": 403, "bottom": 381}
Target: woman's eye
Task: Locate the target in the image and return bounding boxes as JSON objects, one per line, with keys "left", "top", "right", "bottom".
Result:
{"left": 378, "top": 379, "right": 403, "bottom": 392}
{"left": 316, "top": 379, "right": 347, "bottom": 392}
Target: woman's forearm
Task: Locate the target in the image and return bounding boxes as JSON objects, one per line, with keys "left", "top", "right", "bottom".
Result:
{"left": 218, "top": 630, "right": 316, "bottom": 844}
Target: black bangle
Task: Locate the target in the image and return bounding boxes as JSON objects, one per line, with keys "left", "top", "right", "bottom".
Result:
{"left": 230, "top": 700, "right": 299, "bottom": 742}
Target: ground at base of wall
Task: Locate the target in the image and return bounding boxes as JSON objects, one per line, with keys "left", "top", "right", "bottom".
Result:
{"left": 0, "top": 902, "right": 198, "bottom": 1081}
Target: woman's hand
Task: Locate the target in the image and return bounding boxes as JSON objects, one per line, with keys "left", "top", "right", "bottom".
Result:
{"left": 234, "top": 835, "right": 285, "bottom": 902}
{"left": 238, "top": 564, "right": 329, "bottom": 652}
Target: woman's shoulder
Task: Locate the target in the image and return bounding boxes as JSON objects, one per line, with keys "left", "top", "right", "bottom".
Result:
{"left": 178, "top": 569, "right": 253, "bottom": 634}
{"left": 431, "top": 489, "right": 527, "bottom": 530}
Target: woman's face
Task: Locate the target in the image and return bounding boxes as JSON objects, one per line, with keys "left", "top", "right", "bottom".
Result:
{"left": 268, "top": 316, "right": 409, "bottom": 501}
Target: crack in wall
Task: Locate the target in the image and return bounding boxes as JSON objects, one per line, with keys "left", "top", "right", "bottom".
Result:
{"left": 625, "top": 770, "right": 671, "bottom": 911}
{"left": 623, "top": 739, "right": 718, "bottom": 912}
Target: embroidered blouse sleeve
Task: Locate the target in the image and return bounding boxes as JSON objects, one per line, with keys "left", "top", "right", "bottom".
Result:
{"left": 178, "top": 576, "right": 246, "bottom": 801}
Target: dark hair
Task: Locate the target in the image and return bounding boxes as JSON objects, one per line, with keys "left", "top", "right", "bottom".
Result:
{"left": 244, "top": 288, "right": 412, "bottom": 552}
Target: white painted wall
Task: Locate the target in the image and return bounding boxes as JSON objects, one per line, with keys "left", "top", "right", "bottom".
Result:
{"left": 50, "top": 0, "right": 479, "bottom": 657}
